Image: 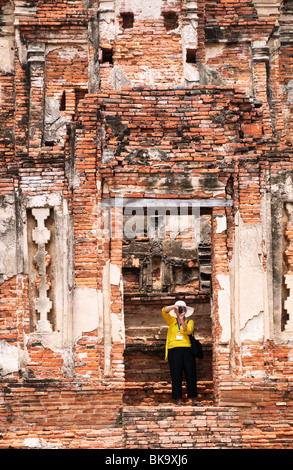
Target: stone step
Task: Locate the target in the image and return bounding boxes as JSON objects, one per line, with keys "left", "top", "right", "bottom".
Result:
{"left": 122, "top": 405, "right": 243, "bottom": 449}
{"left": 123, "top": 380, "right": 214, "bottom": 406}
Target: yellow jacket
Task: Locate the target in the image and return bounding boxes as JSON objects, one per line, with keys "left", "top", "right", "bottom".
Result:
{"left": 162, "top": 307, "right": 194, "bottom": 361}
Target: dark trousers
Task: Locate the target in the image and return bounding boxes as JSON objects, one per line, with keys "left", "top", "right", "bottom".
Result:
{"left": 168, "top": 347, "right": 197, "bottom": 399}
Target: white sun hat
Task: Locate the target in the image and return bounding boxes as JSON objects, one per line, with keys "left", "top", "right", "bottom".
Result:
{"left": 169, "top": 300, "right": 194, "bottom": 318}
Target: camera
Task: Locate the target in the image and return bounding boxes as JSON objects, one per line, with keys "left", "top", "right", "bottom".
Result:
{"left": 178, "top": 307, "right": 183, "bottom": 314}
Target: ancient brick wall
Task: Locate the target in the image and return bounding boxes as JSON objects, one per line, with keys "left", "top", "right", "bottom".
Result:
{"left": 0, "top": 0, "right": 293, "bottom": 449}
{"left": 123, "top": 406, "right": 293, "bottom": 448}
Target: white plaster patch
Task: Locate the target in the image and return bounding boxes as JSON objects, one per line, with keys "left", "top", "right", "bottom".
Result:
{"left": 182, "top": 23, "right": 198, "bottom": 47}
{"left": 217, "top": 274, "right": 231, "bottom": 342}
{"left": 0, "top": 195, "right": 17, "bottom": 281}
{"left": 240, "top": 311, "right": 264, "bottom": 342}
{"left": 134, "top": 67, "right": 165, "bottom": 86}
{"left": 111, "top": 312, "right": 125, "bottom": 343}
{"left": 25, "top": 192, "right": 62, "bottom": 209}
{"left": 30, "top": 331, "right": 64, "bottom": 352}
{"left": 205, "top": 44, "right": 225, "bottom": 61}
{"left": 239, "top": 267, "right": 264, "bottom": 329}
{"left": 23, "top": 438, "right": 61, "bottom": 449}
{"left": 117, "top": 0, "right": 163, "bottom": 19}
{"left": 238, "top": 217, "right": 265, "bottom": 334}
{"left": 216, "top": 216, "right": 227, "bottom": 234}
{"left": 44, "top": 44, "right": 87, "bottom": 63}
{"left": 110, "top": 263, "right": 121, "bottom": 285}
{"left": 244, "top": 369, "right": 267, "bottom": 379}
{"left": 252, "top": 0, "right": 281, "bottom": 17}
{"left": 191, "top": 176, "right": 200, "bottom": 189}
{"left": 73, "top": 287, "right": 100, "bottom": 341}
{"left": 0, "top": 340, "right": 19, "bottom": 376}
{"left": 184, "top": 63, "right": 200, "bottom": 83}
{"left": 0, "top": 37, "right": 14, "bottom": 74}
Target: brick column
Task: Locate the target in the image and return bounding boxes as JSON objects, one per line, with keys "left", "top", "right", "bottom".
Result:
{"left": 211, "top": 206, "right": 231, "bottom": 403}
{"left": 182, "top": 0, "right": 199, "bottom": 85}
{"left": 102, "top": 201, "right": 125, "bottom": 379}
{"left": 252, "top": 41, "right": 272, "bottom": 137}
{"left": 27, "top": 44, "right": 45, "bottom": 154}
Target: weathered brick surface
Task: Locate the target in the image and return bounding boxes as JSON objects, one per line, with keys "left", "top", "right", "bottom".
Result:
{"left": 0, "top": 382, "right": 124, "bottom": 448}
{"left": 123, "top": 405, "right": 293, "bottom": 449}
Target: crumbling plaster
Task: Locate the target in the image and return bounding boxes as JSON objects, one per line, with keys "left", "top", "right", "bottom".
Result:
{"left": 237, "top": 217, "right": 265, "bottom": 336}
{"left": 73, "top": 264, "right": 124, "bottom": 343}
{"left": 0, "top": 1, "right": 15, "bottom": 74}
{"left": 0, "top": 340, "right": 19, "bottom": 376}
{"left": 0, "top": 194, "right": 18, "bottom": 284}
{"left": 229, "top": 209, "right": 269, "bottom": 346}
{"left": 115, "top": 0, "right": 166, "bottom": 19}
{"left": 252, "top": 0, "right": 282, "bottom": 17}
{"left": 73, "top": 286, "right": 103, "bottom": 342}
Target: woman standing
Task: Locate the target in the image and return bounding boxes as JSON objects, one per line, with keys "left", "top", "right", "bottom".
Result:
{"left": 162, "top": 300, "right": 201, "bottom": 407}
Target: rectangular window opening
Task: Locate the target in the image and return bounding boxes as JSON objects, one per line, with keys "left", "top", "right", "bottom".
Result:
{"left": 163, "top": 11, "right": 179, "bottom": 31}
{"left": 60, "top": 90, "right": 66, "bottom": 111}
{"left": 101, "top": 47, "right": 114, "bottom": 65}
{"left": 186, "top": 48, "right": 197, "bottom": 64}
{"left": 121, "top": 12, "right": 134, "bottom": 29}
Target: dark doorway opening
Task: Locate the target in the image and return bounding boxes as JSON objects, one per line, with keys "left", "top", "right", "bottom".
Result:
{"left": 122, "top": 206, "right": 214, "bottom": 405}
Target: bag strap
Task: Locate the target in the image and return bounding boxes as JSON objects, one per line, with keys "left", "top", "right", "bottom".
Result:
{"left": 187, "top": 319, "right": 194, "bottom": 338}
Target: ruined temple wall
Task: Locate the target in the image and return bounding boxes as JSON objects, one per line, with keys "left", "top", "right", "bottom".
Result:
{"left": 76, "top": 86, "right": 293, "bottom": 406}
{"left": 0, "top": 0, "right": 293, "bottom": 449}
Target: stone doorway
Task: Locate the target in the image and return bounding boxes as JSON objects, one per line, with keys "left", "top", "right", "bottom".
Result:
{"left": 122, "top": 204, "right": 214, "bottom": 406}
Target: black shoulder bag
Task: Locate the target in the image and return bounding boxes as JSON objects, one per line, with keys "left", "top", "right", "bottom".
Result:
{"left": 189, "top": 334, "right": 203, "bottom": 359}
{"left": 188, "top": 321, "right": 203, "bottom": 359}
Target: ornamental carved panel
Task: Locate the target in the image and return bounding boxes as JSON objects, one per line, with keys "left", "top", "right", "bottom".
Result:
{"left": 27, "top": 207, "right": 56, "bottom": 333}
